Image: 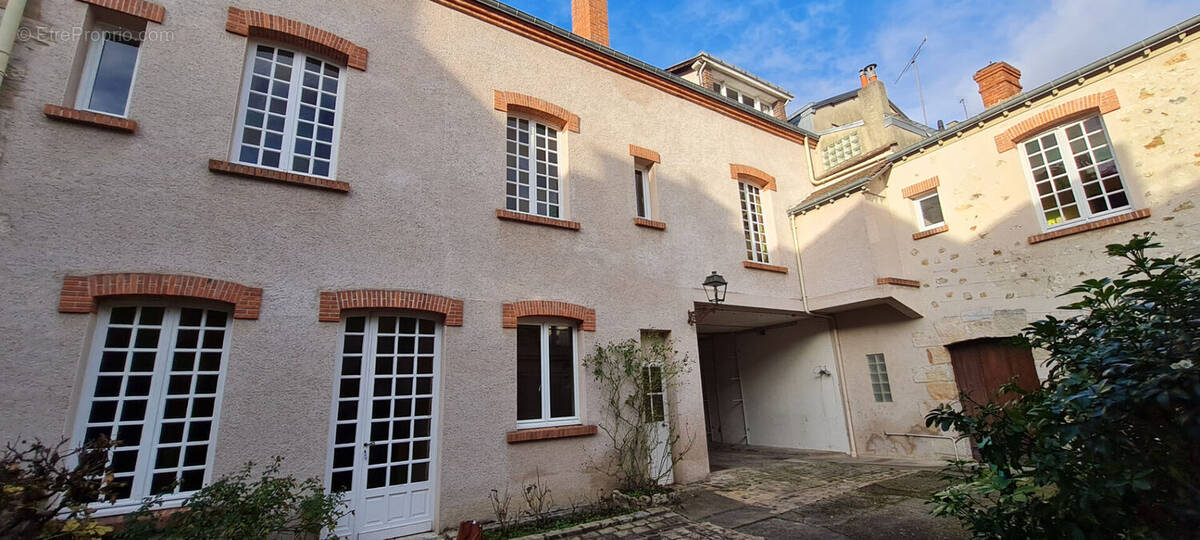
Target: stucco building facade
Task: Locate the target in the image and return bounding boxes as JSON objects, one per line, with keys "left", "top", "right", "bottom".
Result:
{"left": 0, "top": 0, "right": 1196, "bottom": 537}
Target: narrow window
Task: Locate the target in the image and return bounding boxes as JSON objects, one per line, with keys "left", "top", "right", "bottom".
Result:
{"left": 642, "top": 365, "right": 665, "bottom": 423}
{"left": 1020, "top": 116, "right": 1130, "bottom": 229}
{"left": 914, "top": 190, "right": 945, "bottom": 231}
{"left": 233, "top": 44, "right": 345, "bottom": 178}
{"left": 516, "top": 322, "right": 578, "bottom": 428}
{"left": 73, "top": 305, "right": 230, "bottom": 507}
{"left": 739, "top": 181, "right": 770, "bottom": 263}
{"left": 634, "top": 167, "right": 652, "bottom": 219}
{"left": 866, "top": 353, "right": 893, "bottom": 402}
{"left": 75, "top": 19, "right": 145, "bottom": 117}
{"left": 505, "top": 117, "right": 561, "bottom": 218}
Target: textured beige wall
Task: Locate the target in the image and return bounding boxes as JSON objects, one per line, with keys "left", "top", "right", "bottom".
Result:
{"left": 795, "top": 33, "right": 1200, "bottom": 459}
{"left": 0, "top": 0, "right": 821, "bottom": 529}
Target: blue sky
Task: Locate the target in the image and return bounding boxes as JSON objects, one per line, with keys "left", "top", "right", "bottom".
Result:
{"left": 501, "top": 0, "right": 1198, "bottom": 125}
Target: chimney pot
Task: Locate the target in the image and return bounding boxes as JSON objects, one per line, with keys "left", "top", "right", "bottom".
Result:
{"left": 860, "top": 64, "right": 878, "bottom": 87}
{"left": 572, "top": 0, "right": 610, "bottom": 47}
{"left": 973, "top": 61, "right": 1022, "bottom": 109}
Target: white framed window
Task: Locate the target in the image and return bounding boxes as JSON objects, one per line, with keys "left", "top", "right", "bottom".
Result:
{"left": 866, "top": 353, "right": 893, "bottom": 403}
{"left": 739, "top": 181, "right": 770, "bottom": 263}
{"left": 760, "top": 101, "right": 774, "bottom": 115}
{"left": 716, "top": 82, "right": 772, "bottom": 115}
{"left": 232, "top": 43, "right": 346, "bottom": 179}
{"left": 75, "top": 23, "right": 143, "bottom": 118}
{"left": 913, "top": 190, "right": 945, "bottom": 231}
{"left": 505, "top": 116, "right": 562, "bottom": 218}
{"left": 634, "top": 166, "right": 652, "bottom": 219}
{"left": 822, "top": 132, "right": 862, "bottom": 169}
{"left": 72, "top": 303, "right": 230, "bottom": 513}
{"left": 1020, "top": 116, "right": 1130, "bottom": 230}
{"left": 516, "top": 320, "right": 579, "bottom": 428}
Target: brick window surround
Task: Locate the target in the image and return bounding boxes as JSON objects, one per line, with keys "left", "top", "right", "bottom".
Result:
{"left": 628, "top": 144, "right": 661, "bottom": 164}
{"left": 502, "top": 301, "right": 596, "bottom": 331}
{"left": 43, "top": 105, "right": 138, "bottom": 134}
{"left": 994, "top": 90, "right": 1120, "bottom": 153}
{"left": 730, "top": 164, "right": 776, "bottom": 191}
{"left": 507, "top": 424, "right": 598, "bottom": 444}
{"left": 225, "top": 7, "right": 368, "bottom": 71}
{"left": 209, "top": 160, "right": 350, "bottom": 193}
{"left": 493, "top": 91, "right": 581, "bottom": 133}
{"left": 59, "top": 273, "right": 263, "bottom": 319}
{"left": 495, "top": 209, "right": 581, "bottom": 231}
{"left": 877, "top": 277, "right": 921, "bottom": 288}
{"left": 78, "top": 0, "right": 165, "bottom": 23}
{"left": 634, "top": 217, "right": 667, "bottom": 230}
{"left": 901, "top": 176, "right": 940, "bottom": 199}
{"left": 1027, "top": 208, "right": 1150, "bottom": 244}
{"left": 913, "top": 224, "right": 949, "bottom": 240}
{"left": 318, "top": 289, "right": 464, "bottom": 325}
{"left": 743, "top": 261, "right": 788, "bottom": 274}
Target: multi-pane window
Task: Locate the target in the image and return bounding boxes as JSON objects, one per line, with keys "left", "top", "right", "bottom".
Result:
{"left": 642, "top": 366, "right": 665, "bottom": 423}
{"left": 74, "top": 305, "right": 230, "bottom": 506}
{"left": 821, "top": 132, "right": 862, "bottom": 169}
{"left": 739, "top": 181, "right": 770, "bottom": 263}
{"left": 76, "top": 23, "right": 143, "bottom": 117}
{"left": 516, "top": 322, "right": 577, "bottom": 428}
{"left": 505, "top": 117, "right": 561, "bottom": 218}
{"left": 914, "top": 190, "right": 945, "bottom": 231}
{"left": 716, "top": 83, "right": 772, "bottom": 115}
{"left": 233, "top": 44, "right": 344, "bottom": 178}
{"left": 634, "top": 167, "right": 651, "bottom": 219}
{"left": 866, "top": 354, "right": 893, "bottom": 403}
{"left": 1021, "top": 116, "right": 1129, "bottom": 229}
{"left": 329, "top": 315, "right": 436, "bottom": 494}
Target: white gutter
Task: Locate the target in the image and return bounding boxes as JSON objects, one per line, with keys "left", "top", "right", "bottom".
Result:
{"left": 0, "top": 0, "right": 29, "bottom": 92}
{"left": 789, "top": 211, "right": 858, "bottom": 457}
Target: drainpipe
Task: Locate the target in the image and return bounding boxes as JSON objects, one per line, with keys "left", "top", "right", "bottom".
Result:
{"left": 0, "top": 0, "right": 29, "bottom": 92}
{"left": 789, "top": 212, "right": 859, "bottom": 457}
{"left": 803, "top": 135, "right": 818, "bottom": 185}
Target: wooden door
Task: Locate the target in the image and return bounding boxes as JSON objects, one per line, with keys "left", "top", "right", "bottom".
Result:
{"left": 947, "top": 338, "right": 1040, "bottom": 408}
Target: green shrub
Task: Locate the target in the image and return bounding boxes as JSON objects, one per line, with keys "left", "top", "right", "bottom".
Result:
{"left": 926, "top": 234, "right": 1200, "bottom": 538}
{"left": 0, "top": 438, "right": 121, "bottom": 539}
{"left": 119, "top": 457, "right": 348, "bottom": 539}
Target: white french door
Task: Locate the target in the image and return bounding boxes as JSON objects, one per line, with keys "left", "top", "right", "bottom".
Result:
{"left": 328, "top": 314, "right": 440, "bottom": 539}
{"left": 643, "top": 365, "right": 674, "bottom": 485}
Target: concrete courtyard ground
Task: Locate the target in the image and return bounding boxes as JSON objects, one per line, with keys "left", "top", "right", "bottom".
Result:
{"left": 519, "top": 445, "right": 969, "bottom": 539}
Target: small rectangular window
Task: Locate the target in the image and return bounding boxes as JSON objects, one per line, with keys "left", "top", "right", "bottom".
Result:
{"left": 1020, "top": 116, "right": 1130, "bottom": 229}
{"left": 739, "top": 181, "right": 769, "bottom": 263}
{"left": 914, "top": 190, "right": 945, "bottom": 230}
{"left": 505, "top": 117, "right": 562, "bottom": 219}
{"left": 866, "top": 353, "right": 893, "bottom": 402}
{"left": 233, "top": 44, "right": 345, "bottom": 178}
{"left": 634, "top": 168, "right": 651, "bottom": 219}
{"left": 76, "top": 22, "right": 144, "bottom": 118}
{"left": 516, "top": 322, "right": 578, "bottom": 428}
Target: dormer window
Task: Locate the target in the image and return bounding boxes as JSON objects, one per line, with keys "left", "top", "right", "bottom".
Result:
{"left": 715, "top": 82, "right": 773, "bottom": 115}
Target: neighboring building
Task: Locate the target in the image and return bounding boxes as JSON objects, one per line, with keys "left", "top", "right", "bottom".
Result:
{"left": 0, "top": 0, "right": 1196, "bottom": 537}
{"left": 666, "top": 51, "right": 793, "bottom": 121}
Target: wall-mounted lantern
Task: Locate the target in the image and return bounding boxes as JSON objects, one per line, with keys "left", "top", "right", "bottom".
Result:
{"left": 702, "top": 271, "right": 727, "bottom": 304}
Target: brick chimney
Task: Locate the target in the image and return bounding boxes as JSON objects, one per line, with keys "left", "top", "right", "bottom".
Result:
{"left": 572, "top": 0, "right": 609, "bottom": 47}
{"left": 974, "top": 62, "right": 1022, "bottom": 109}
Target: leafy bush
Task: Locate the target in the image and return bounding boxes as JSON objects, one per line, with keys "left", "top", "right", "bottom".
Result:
{"left": 926, "top": 234, "right": 1200, "bottom": 538}
{"left": 583, "top": 337, "right": 694, "bottom": 492}
{"left": 0, "top": 438, "right": 121, "bottom": 539}
{"left": 119, "top": 457, "right": 348, "bottom": 539}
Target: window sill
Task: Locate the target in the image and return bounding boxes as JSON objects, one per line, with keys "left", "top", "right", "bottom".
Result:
{"left": 43, "top": 105, "right": 137, "bottom": 134}
{"left": 633, "top": 217, "right": 667, "bottom": 230}
{"left": 743, "top": 261, "right": 788, "bottom": 274}
{"left": 208, "top": 160, "right": 350, "bottom": 193}
{"left": 507, "top": 424, "right": 597, "bottom": 444}
{"left": 1027, "top": 209, "right": 1150, "bottom": 244}
{"left": 877, "top": 277, "right": 921, "bottom": 288}
{"left": 496, "top": 209, "right": 581, "bottom": 231}
{"left": 913, "top": 224, "right": 949, "bottom": 240}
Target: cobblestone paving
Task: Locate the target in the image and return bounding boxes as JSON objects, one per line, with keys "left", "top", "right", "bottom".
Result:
{"left": 518, "top": 447, "right": 966, "bottom": 540}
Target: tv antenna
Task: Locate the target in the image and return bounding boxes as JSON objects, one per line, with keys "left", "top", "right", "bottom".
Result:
{"left": 895, "top": 36, "right": 928, "bottom": 126}
{"left": 959, "top": 98, "right": 969, "bottom": 119}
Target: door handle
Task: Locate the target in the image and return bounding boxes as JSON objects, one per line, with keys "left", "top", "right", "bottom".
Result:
{"left": 362, "top": 441, "right": 376, "bottom": 460}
